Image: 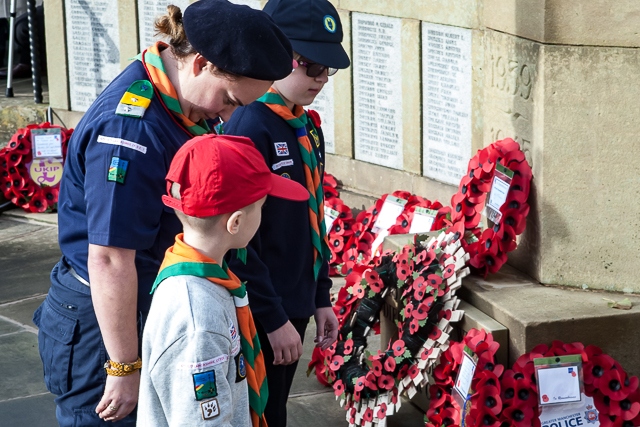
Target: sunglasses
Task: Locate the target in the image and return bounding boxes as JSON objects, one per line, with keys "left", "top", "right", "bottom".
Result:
{"left": 296, "top": 59, "right": 338, "bottom": 77}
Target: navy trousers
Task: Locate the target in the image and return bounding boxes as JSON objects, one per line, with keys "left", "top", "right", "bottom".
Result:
{"left": 33, "top": 259, "right": 140, "bottom": 426}
{"left": 256, "top": 318, "right": 309, "bottom": 427}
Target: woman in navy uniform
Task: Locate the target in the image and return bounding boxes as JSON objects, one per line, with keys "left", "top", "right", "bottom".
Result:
{"left": 32, "top": 1, "right": 292, "bottom": 425}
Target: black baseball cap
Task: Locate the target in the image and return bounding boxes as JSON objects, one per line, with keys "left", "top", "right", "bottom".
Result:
{"left": 183, "top": 0, "right": 293, "bottom": 81}
{"left": 263, "top": 0, "right": 350, "bottom": 70}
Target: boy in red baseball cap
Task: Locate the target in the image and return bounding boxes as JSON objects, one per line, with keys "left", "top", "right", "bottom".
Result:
{"left": 137, "top": 134, "right": 308, "bottom": 427}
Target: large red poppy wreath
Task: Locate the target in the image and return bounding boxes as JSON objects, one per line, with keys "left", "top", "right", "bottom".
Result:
{"left": 446, "top": 138, "right": 533, "bottom": 277}
{"left": 426, "top": 337, "right": 640, "bottom": 427}
{"left": 0, "top": 123, "right": 73, "bottom": 212}
{"left": 308, "top": 231, "right": 469, "bottom": 426}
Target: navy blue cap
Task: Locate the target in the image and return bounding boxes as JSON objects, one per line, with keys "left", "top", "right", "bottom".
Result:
{"left": 263, "top": 0, "right": 350, "bottom": 69}
{"left": 183, "top": 0, "right": 293, "bottom": 81}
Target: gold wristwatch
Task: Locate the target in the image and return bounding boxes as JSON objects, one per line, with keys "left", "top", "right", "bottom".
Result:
{"left": 104, "top": 357, "right": 142, "bottom": 377}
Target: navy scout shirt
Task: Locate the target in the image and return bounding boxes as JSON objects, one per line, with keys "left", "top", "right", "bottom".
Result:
{"left": 224, "top": 102, "right": 332, "bottom": 333}
{"left": 57, "top": 61, "right": 191, "bottom": 312}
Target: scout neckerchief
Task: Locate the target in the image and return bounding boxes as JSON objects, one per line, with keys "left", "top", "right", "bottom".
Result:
{"left": 257, "top": 88, "right": 330, "bottom": 280}
{"left": 139, "top": 42, "right": 210, "bottom": 137}
{"left": 151, "top": 234, "right": 268, "bottom": 427}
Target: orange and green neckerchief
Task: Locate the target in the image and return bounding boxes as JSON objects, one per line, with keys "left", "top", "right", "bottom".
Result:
{"left": 138, "top": 42, "right": 210, "bottom": 137}
{"left": 151, "top": 234, "right": 268, "bottom": 427}
{"left": 257, "top": 88, "right": 330, "bottom": 281}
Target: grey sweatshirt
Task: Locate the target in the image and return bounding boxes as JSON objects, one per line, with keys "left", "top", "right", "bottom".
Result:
{"left": 138, "top": 275, "right": 251, "bottom": 427}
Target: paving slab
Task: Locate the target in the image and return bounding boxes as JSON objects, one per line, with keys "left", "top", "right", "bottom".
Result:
{"left": 0, "top": 317, "right": 22, "bottom": 336}
{"left": 0, "top": 392, "right": 58, "bottom": 427}
{"left": 0, "top": 218, "right": 59, "bottom": 304}
{"left": 0, "top": 295, "right": 45, "bottom": 329}
{"left": 0, "top": 331, "right": 48, "bottom": 400}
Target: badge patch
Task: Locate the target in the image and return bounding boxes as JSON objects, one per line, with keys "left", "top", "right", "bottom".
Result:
{"left": 229, "top": 321, "right": 241, "bottom": 355}
{"left": 235, "top": 352, "right": 247, "bottom": 383}
{"left": 281, "top": 173, "right": 291, "bottom": 179}
{"left": 107, "top": 157, "right": 128, "bottom": 184}
{"left": 193, "top": 370, "right": 217, "bottom": 401}
{"left": 97, "top": 135, "right": 147, "bottom": 154}
{"left": 323, "top": 15, "right": 337, "bottom": 33}
{"left": 310, "top": 129, "right": 320, "bottom": 148}
{"left": 200, "top": 398, "right": 220, "bottom": 420}
{"left": 272, "top": 159, "right": 294, "bottom": 170}
{"left": 178, "top": 354, "right": 229, "bottom": 371}
{"left": 274, "top": 142, "right": 289, "bottom": 156}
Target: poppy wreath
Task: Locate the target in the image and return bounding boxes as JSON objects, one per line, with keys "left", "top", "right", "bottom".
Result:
{"left": 500, "top": 341, "right": 640, "bottom": 427}
{"left": 308, "top": 231, "right": 469, "bottom": 427}
{"left": 0, "top": 123, "right": 73, "bottom": 213}
{"left": 426, "top": 328, "right": 505, "bottom": 427}
{"left": 446, "top": 138, "right": 533, "bottom": 277}
{"left": 340, "top": 191, "right": 450, "bottom": 276}
{"left": 324, "top": 173, "right": 356, "bottom": 276}
{"left": 425, "top": 338, "right": 640, "bottom": 427}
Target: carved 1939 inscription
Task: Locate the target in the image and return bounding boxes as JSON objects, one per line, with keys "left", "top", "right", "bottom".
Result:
{"left": 484, "top": 32, "right": 538, "bottom": 166}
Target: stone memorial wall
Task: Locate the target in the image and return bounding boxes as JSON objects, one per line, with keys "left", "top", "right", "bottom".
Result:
{"left": 137, "top": 0, "right": 190, "bottom": 50}
{"left": 44, "top": 0, "right": 640, "bottom": 292}
{"left": 352, "top": 13, "right": 403, "bottom": 170}
{"left": 422, "top": 22, "right": 473, "bottom": 186}
{"left": 309, "top": 76, "right": 336, "bottom": 154}
{"left": 64, "top": 0, "right": 121, "bottom": 112}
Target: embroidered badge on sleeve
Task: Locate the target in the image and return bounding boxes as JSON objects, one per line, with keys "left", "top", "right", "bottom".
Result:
{"left": 235, "top": 352, "right": 247, "bottom": 383}
{"left": 274, "top": 142, "right": 289, "bottom": 156}
{"left": 107, "top": 157, "right": 129, "bottom": 184}
{"left": 193, "top": 370, "right": 217, "bottom": 401}
{"left": 200, "top": 398, "right": 220, "bottom": 420}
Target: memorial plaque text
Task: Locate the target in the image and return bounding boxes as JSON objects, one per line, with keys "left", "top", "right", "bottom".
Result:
{"left": 422, "top": 22, "right": 473, "bottom": 185}
{"left": 353, "top": 13, "right": 403, "bottom": 170}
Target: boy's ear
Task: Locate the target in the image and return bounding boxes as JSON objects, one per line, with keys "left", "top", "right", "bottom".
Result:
{"left": 227, "top": 211, "right": 243, "bottom": 235}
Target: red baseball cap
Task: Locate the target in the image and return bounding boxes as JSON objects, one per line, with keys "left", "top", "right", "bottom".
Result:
{"left": 162, "top": 134, "right": 309, "bottom": 217}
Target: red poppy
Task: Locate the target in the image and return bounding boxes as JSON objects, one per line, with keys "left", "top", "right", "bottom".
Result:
{"left": 426, "top": 274, "right": 443, "bottom": 288}
{"left": 343, "top": 339, "right": 354, "bottom": 355}
{"left": 389, "top": 212, "right": 411, "bottom": 234}
{"left": 322, "top": 172, "right": 337, "bottom": 188}
{"left": 352, "top": 390, "right": 361, "bottom": 402}
{"left": 608, "top": 392, "right": 640, "bottom": 421}
{"left": 324, "top": 185, "right": 338, "bottom": 201}
{"left": 411, "top": 297, "right": 433, "bottom": 320}
{"left": 407, "top": 364, "right": 420, "bottom": 380}
{"left": 351, "top": 283, "right": 365, "bottom": 300}
{"left": 585, "top": 353, "right": 616, "bottom": 386}
{"left": 378, "top": 374, "right": 394, "bottom": 390}
{"left": 502, "top": 402, "right": 535, "bottom": 427}
{"left": 333, "top": 379, "right": 345, "bottom": 396}
{"left": 391, "top": 340, "right": 405, "bottom": 357}
{"left": 409, "top": 318, "right": 420, "bottom": 334}
{"left": 428, "top": 327, "right": 442, "bottom": 341}
{"left": 354, "top": 376, "right": 366, "bottom": 392}
{"left": 329, "top": 355, "right": 344, "bottom": 371}
{"left": 376, "top": 403, "right": 387, "bottom": 420}
{"left": 383, "top": 356, "right": 396, "bottom": 373}
{"left": 371, "top": 359, "right": 383, "bottom": 376}
{"left": 413, "top": 280, "right": 427, "bottom": 301}
{"left": 26, "top": 190, "right": 50, "bottom": 212}
{"left": 362, "top": 407, "right": 374, "bottom": 422}
{"left": 597, "top": 368, "right": 639, "bottom": 401}
{"left": 403, "top": 303, "right": 414, "bottom": 319}
{"left": 364, "top": 371, "right": 378, "bottom": 391}
{"left": 500, "top": 206, "right": 529, "bottom": 235}
{"left": 365, "top": 269, "right": 384, "bottom": 293}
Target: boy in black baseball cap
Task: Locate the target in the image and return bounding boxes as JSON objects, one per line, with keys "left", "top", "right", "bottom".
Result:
{"left": 223, "top": 0, "right": 350, "bottom": 425}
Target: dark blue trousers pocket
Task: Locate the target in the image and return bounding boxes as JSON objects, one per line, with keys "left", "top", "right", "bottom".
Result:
{"left": 34, "top": 299, "right": 78, "bottom": 396}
